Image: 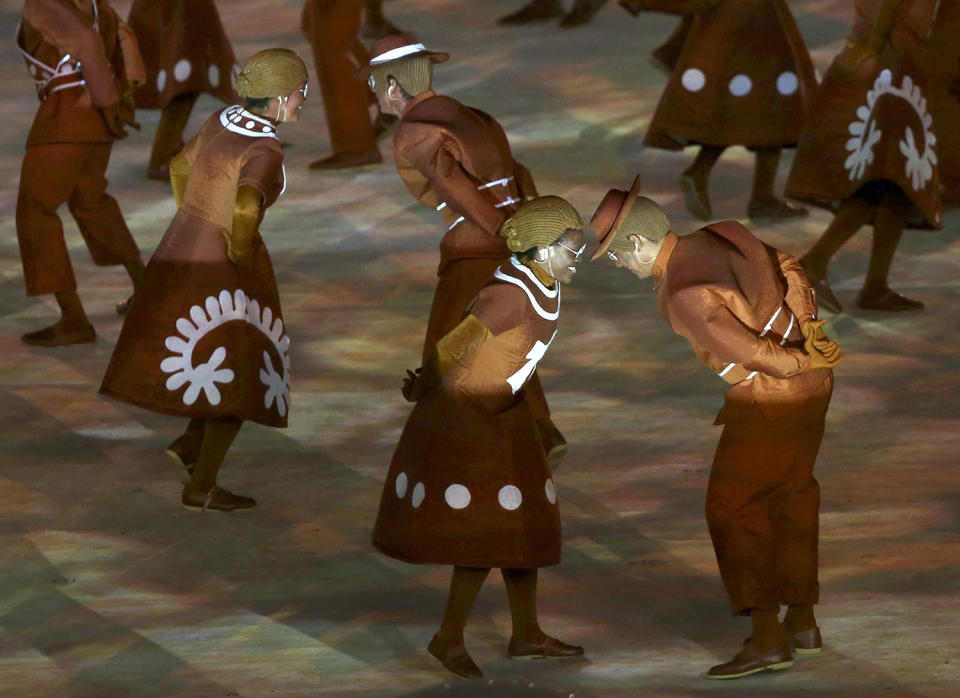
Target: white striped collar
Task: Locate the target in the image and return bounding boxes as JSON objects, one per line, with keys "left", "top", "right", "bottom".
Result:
{"left": 508, "top": 256, "right": 558, "bottom": 297}
{"left": 493, "top": 258, "right": 561, "bottom": 321}
{"left": 220, "top": 105, "right": 278, "bottom": 140}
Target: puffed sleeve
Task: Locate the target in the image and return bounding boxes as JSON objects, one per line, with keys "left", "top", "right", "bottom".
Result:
{"left": 774, "top": 249, "right": 818, "bottom": 324}
{"left": 238, "top": 141, "right": 285, "bottom": 207}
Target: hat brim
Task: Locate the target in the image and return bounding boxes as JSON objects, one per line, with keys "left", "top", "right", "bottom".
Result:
{"left": 352, "top": 51, "right": 449, "bottom": 80}
{"left": 590, "top": 174, "right": 643, "bottom": 261}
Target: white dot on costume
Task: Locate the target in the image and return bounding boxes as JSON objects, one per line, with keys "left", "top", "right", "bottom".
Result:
{"left": 245, "top": 120, "right": 256, "bottom": 129}
{"left": 174, "top": 59, "right": 192, "bottom": 82}
{"left": 262, "top": 126, "right": 272, "bottom": 133}
{"left": 444, "top": 484, "right": 471, "bottom": 509}
{"left": 498, "top": 485, "right": 522, "bottom": 511}
{"left": 681, "top": 68, "right": 706, "bottom": 92}
{"left": 395, "top": 472, "right": 408, "bottom": 498}
{"left": 412, "top": 482, "right": 425, "bottom": 508}
{"left": 728, "top": 74, "right": 752, "bottom": 97}
{"left": 208, "top": 64, "right": 220, "bottom": 88}
{"left": 545, "top": 479, "right": 557, "bottom": 504}
{"left": 156, "top": 69, "right": 167, "bottom": 92}
{"left": 776, "top": 71, "right": 799, "bottom": 95}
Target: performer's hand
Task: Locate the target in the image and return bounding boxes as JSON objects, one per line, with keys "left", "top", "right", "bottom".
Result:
{"left": 119, "top": 87, "right": 141, "bottom": 132}
{"left": 100, "top": 103, "right": 130, "bottom": 139}
{"left": 802, "top": 319, "right": 843, "bottom": 369}
{"left": 226, "top": 237, "right": 253, "bottom": 267}
{"left": 402, "top": 367, "right": 423, "bottom": 402}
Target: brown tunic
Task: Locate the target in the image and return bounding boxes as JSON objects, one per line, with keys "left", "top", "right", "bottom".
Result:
{"left": 373, "top": 257, "right": 563, "bottom": 568}
{"left": 100, "top": 106, "right": 289, "bottom": 427}
{"left": 18, "top": 0, "right": 145, "bottom": 146}
{"left": 923, "top": 0, "right": 960, "bottom": 200}
{"left": 640, "top": 0, "right": 816, "bottom": 150}
{"left": 654, "top": 221, "right": 833, "bottom": 614}
{"left": 785, "top": 0, "right": 942, "bottom": 228}
{"left": 127, "top": 0, "right": 237, "bottom": 109}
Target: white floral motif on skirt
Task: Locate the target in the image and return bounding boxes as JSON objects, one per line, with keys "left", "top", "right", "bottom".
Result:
{"left": 160, "top": 289, "right": 291, "bottom": 415}
{"left": 844, "top": 69, "right": 938, "bottom": 190}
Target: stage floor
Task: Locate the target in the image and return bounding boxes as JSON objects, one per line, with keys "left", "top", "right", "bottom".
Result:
{"left": 1, "top": 1, "right": 957, "bottom": 696}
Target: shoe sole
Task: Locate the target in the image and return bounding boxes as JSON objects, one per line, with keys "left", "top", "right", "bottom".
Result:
{"left": 165, "top": 449, "right": 193, "bottom": 485}
{"left": 794, "top": 647, "right": 822, "bottom": 656}
{"left": 509, "top": 653, "right": 583, "bottom": 661}
{"left": 707, "top": 659, "right": 794, "bottom": 680}
{"left": 181, "top": 503, "right": 256, "bottom": 513}
{"left": 546, "top": 443, "right": 567, "bottom": 468}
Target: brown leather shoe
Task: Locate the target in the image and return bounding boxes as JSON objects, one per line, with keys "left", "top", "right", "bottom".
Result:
{"left": 165, "top": 448, "right": 195, "bottom": 485}
{"left": 308, "top": 148, "right": 382, "bottom": 171}
{"left": 560, "top": 0, "right": 608, "bottom": 27}
{"left": 747, "top": 198, "right": 808, "bottom": 222}
{"left": 800, "top": 260, "right": 842, "bottom": 313}
{"left": 497, "top": 0, "right": 564, "bottom": 25}
{"left": 536, "top": 417, "right": 567, "bottom": 467}
{"left": 509, "top": 634, "right": 584, "bottom": 660}
{"left": 855, "top": 288, "right": 924, "bottom": 312}
{"left": 181, "top": 485, "right": 256, "bottom": 512}
{"left": 679, "top": 174, "right": 711, "bottom": 220}
{"left": 146, "top": 163, "right": 170, "bottom": 181}
{"left": 22, "top": 321, "right": 96, "bottom": 347}
{"left": 707, "top": 640, "right": 793, "bottom": 680}
{"left": 427, "top": 635, "right": 483, "bottom": 679}
{"left": 787, "top": 626, "right": 822, "bottom": 656}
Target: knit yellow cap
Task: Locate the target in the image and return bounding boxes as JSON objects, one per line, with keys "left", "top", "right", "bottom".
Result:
{"left": 500, "top": 196, "right": 583, "bottom": 253}
{"left": 236, "top": 49, "right": 308, "bottom": 99}
{"left": 608, "top": 196, "right": 670, "bottom": 253}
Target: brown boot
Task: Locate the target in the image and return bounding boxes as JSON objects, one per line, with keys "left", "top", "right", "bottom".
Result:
{"left": 508, "top": 634, "right": 584, "bottom": 659}
{"left": 784, "top": 624, "right": 822, "bottom": 656}
{"left": 181, "top": 485, "right": 256, "bottom": 512}
{"left": 679, "top": 174, "right": 711, "bottom": 220}
{"left": 707, "top": 639, "right": 793, "bottom": 680}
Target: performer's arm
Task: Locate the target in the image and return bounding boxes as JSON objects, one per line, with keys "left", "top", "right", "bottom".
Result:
{"left": 430, "top": 147, "right": 507, "bottom": 235}
{"left": 775, "top": 250, "right": 817, "bottom": 324}
{"left": 403, "top": 315, "right": 493, "bottom": 401}
{"left": 865, "top": 0, "right": 907, "bottom": 52}
{"left": 671, "top": 287, "right": 810, "bottom": 379}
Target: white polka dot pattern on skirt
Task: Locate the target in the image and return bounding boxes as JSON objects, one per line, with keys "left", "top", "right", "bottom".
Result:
{"left": 411, "top": 482, "right": 425, "bottom": 508}
{"left": 156, "top": 69, "right": 167, "bottom": 92}
{"left": 395, "top": 472, "right": 408, "bottom": 498}
{"left": 681, "top": 68, "right": 706, "bottom": 92}
{"left": 498, "top": 485, "right": 522, "bottom": 511}
{"left": 174, "top": 59, "right": 192, "bottom": 82}
{"left": 444, "top": 484, "right": 471, "bottom": 509}
{"left": 728, "top": 74, "right": 752, "bottom": 96}
{"left": 776, "top": 71, "right": 798, "bottom": 95}
{"left": 545, "top": 478, "right": 557, "bottom": 505}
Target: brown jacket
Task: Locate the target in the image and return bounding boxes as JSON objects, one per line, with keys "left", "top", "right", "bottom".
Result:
{"left": 393, "top": 91, "right": 538, "bottom": 272}
{"left": 654, "top": 221, "right": 831, "bottom": 424}
{"left": 19, "top": 0, "right": 144, "bottom": 145}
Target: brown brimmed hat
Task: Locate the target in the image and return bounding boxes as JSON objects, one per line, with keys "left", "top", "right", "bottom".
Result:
{"left": 352, "top": 33, "right": 449, "bottom": 79}
{"left": 590, "top": 175, "right": 643, "bottom": 261}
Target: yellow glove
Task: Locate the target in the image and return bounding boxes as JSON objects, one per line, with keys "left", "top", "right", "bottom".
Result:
{"left": 225, "top": 185, "right": 262, "bottom": 267}
{"left": 802, "top": 319, "right": 843, "bottom": 369}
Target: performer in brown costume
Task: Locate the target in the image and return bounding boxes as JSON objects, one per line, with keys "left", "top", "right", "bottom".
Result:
{"left": 498, "top": 0, "right": 608, "bottom": 28}
{"left": 592, "top": 177, "right": 843, "bottom": 679}
{"left": 127, "top": 0, "right": 238, "bottom": 180}
{"left": 301, "top": 0, "right": 381, "bottom": 170}
{"left": 785, "top": 0, "right": 942, "bottom": 313}
{"left": 923, "top": 0, "right": 960, "bottom": 203}
{"left": 624, "top": 0, "right": 815, "bottom": 221}
{"left": 373, "top": 197, "right": 586, "bottom": 679}
{"left": 100, "top": 49, "right": 308, "bottom": 512}
{"left": 358, "top": 34, "right": 568, "bottom": 464}
{"left": 16, "top": 0, "right": 146, "bottom": 346}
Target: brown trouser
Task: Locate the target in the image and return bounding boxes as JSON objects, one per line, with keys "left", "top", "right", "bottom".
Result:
{"left": 706, "top": 375, "right": 833, "bottom": 615}
{"left": 17, "top": 142, "right": 140, "bottom": 296}
{"left": 424, "top": 256, "right": 550, "bottom": 420}
{"left": 303, "top": 0, "right": 376, "bottom": 154}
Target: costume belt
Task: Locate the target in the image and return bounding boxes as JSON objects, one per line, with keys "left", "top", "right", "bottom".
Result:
{"left": 436, "top": 176, "right": 522, "bottom": 231}
{"left": 716, "top": 302, "right": 801, "bottom": 385}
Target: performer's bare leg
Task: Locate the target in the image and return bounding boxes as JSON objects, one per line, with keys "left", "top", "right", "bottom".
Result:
{"left": 679, "top": 145, "right": 724, "bottom": 220}
{"left": 148, "top": 93, "right": 197, "bottom": 181}
{"left": 428, "top": 566, "right": 489, "bottom": 679}
{"left": 747, "top": 146, "right": 807, "bottom": 221}
{"left": 182, "top": 416, "right": 255, "bottom": 512}
{"left": 799, "top": 197, "right": 874, "bottom": 312}
{"left": 857, "top": 203, "right": 924, "bottom": 311}
{"left": 503, "top": 568, "right": 583, "bottom": 658}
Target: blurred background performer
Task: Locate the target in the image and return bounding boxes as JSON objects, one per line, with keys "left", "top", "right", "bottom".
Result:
{"left": 127, "top": 0, "right": 238, "bottom": 181}
{"left": 302, "top": 0, "right": 382, "bottom": 170}
{"left": 100, "top": 50, "right": 309, "bottom": 513}
{"left": 361, "top": 0, "right": 400, "bottom": 39}
{"left": 785, "top": 0, "right": 942, "bottom": 312}
{"left": 16, "top": 0, "right": 145, "bottom": 346}
{"left": 358, "top": 33, "right": 569, "bottom": 465}
{"left": 622, "top": 0, "right": 815, "bottom": 222}
{"left": 920, "top": 0, "right": 960, "bottom": 204}
{"left": 497, "top": 0, "right": 608, "bottom": 28}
